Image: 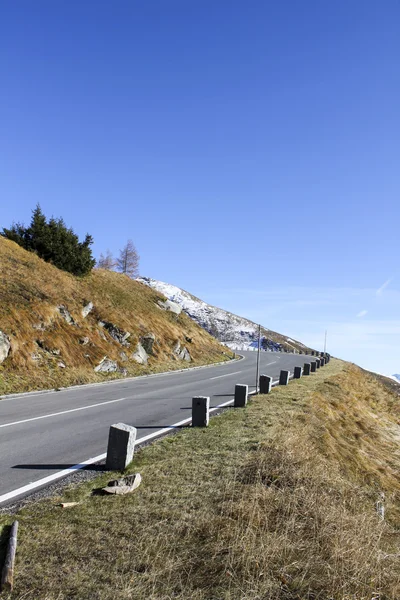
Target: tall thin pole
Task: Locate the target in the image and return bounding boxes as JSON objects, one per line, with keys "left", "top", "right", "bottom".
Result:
{"left": 324, "top": 330, "right": 327, "bottom": 354}
{"left": 256, "top": 324, "right": 261, "bottom": 392}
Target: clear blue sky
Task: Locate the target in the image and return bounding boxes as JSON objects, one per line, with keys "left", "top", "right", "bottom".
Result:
{"left": 1, "top": 1, "right": 399, "bottom": 374}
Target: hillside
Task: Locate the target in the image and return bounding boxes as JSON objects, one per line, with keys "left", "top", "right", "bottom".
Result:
{"left": 0, "top": 238, "right": 230, "bottom": 395}
{"left": 3, "top": 360, "right": 400, "bottom": 598}
{"left": 137, "top": 277, "right": 310, "bottom": 352}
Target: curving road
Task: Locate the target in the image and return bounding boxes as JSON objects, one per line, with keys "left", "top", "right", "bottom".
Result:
{"left": 0, "top": 351, "right": 315, "bottom": 504}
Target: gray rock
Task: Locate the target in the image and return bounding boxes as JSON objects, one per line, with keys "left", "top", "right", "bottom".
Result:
{"left": 119, "top": 351, "right": 128, "bottom": 362}
{"left": 79, "top": 337, "right": 90, "bottom": 345}
{"left": 50, "top": 348, "right": 61, "bottom": 356}
{"left": 32, "top": 322, "right": 46, "bottom": 331}
{"left": 173, "top": 340, "right": 182, "bottom": 356}
{"left": 157, "top": 299, "right": 182, "bottom": 315}
{"left": 180, "top": 346, "right": 191, "bottom": 362}
{"left": 31, "top": 352, "right": 41, "bottom": 361}
{"left": 57, "top": 305, "right": 76, "bottom": 325}
{"left": 99, "top": 321, "right": 131, "bottom": 346}
{"left": 131, "top": 343, "right": 148, "bottom": 365}
{"left": 98, "top": 328, "right": 107, "bottom": 341}
{"left": 57, "top": 361, "right": 66, "bottom": 368}
{"left": 140, "top": 332, "right": 155, "bottom": 355}
{"left": 81, "top": 301, "right": 94, "bottom": 318}
{"left": 94, "top": 357, "right": 118, "bottom": 373}
{"left": 173, "top": 340, "right": 191, "bottom": 362}
{"left": 0, "top": 331, "right": 10, "bottom": 364}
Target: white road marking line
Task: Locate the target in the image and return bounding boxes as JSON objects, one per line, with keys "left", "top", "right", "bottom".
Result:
{"left": 265, "top": 361, "right": 277, "bottom": 366}
{"left": 0, "top": 378, "right": 283, "bottom": 505}
{"left": 0, "top": 397, "right": 129, "bottom": 429}
{"left": 0, "top": 391, "right": 262, "bottom": 505}
{"left": 209, "top": 370, "right": 242, "bottom": 380}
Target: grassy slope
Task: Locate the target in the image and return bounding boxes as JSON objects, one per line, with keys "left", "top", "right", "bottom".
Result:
{"left": 0, "top": 237, "right": 230, "bottom": 395}
{"left": 2, "top": 360, "right": 400, "bottom": 599}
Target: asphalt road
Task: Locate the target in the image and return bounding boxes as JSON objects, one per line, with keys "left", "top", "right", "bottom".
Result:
{"left": 0, "top": 351, "right": 315, "bottom": 504}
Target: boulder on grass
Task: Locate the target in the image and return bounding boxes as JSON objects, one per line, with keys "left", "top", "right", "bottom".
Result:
{"left": 0, "top": 331, "right": 11, "bottom": 364}
{"left": 57, "top": 305, "right": 76, "bottom": 325}
{"left": 82, "top": 301, "right": 94, "bottom": 318}
{"left": 173, "top": 341, "right": 191, "bottom": 362}
{"left": 157, "top": 299, "right": 182, "bottom": 315}
{"left": 140, "top": 333, "right": 155, "bottom": 355}
{"left": 94, "top": 357, "right": 118, "bottom": 373}
{"left": 99, "top": 321, "right": 131, "bottom": 346}
{"left": 131, "top": 343, "right": 148, "bottom": 365}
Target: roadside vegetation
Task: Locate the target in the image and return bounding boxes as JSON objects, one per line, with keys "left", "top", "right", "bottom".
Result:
{"left": 0, "top": 236, "right": 230, "bottom": 396}
{"left": 2, "top": 360, "right": 400, "bottom": 599}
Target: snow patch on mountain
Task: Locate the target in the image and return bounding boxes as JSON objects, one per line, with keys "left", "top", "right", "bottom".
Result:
{"left": 137, "top": 277, "right": 306, "bottom": 351}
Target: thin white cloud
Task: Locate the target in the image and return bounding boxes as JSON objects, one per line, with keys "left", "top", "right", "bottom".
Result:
{"left": 357, "top": 310, "right": 368, "bottom": 318}
{"left": 376, "top": 278, "right": 392, "bottom": 296}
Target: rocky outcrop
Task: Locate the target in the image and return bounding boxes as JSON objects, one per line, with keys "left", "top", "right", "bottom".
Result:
{"left": 98, "top": 321, "right": 131, "bottom": 346}
{"left": 82, "top": 301, "right": 94, "bottom": 318}
{"left": 57, "top": 305, "right": 76, "bottom": 325}
{"left": 131, "top": 343, "right": 148, "bottom": 365}
{"left": 173, "top": 341, "right": 191, "bottom": 362}
{"left": 140, "top": 333, "right": 155, "bottom": 355}
{"left": 157, "top": 299, "right": 182, "bottom": 315}
{"left": 0, "top": 331, "right": 11, "bottom": 364}
{"left": 94, "top": 357, "right": 118, "bottom": 373}
{"left": 94, "top": 357, "right": 127, "bottom": 375}
{"left": 79, "top": 336, "right": 90, "bottom": 345}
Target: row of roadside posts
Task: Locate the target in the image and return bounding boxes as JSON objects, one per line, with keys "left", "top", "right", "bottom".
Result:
{"left": 104, "top": 351, "right": 330, "bottom": 471}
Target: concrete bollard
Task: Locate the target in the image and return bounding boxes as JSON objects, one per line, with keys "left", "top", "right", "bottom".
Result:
{"left": 303, "top": 363, "right": 311, "bottom": 376}
{"left": 311, "top": 350, "right": 315, "bottom": 356}
{"left": 294, "top": 366, "right": 302, "bottom": 379}
{"left": 259, "top": 374, "right": 273, "bottom": 394}
{"left": 234, "top": 384, "right": 248, "bottom": 407}
{"left": 192, "top": 396, "right": 210, "bottom": 427}
{"left": 106, "top": 423, "right": 137, "bottom": 471}
{"left": 279, "top": 370, "right": 290, "bottom": 385}
{"left": 316, "top": 358, "right": 321, "bottom": 369}
{"left": 310, "top": 361, "right": 317, "bottom": 373}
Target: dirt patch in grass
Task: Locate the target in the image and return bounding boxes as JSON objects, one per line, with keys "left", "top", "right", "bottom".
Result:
{"left": 2, "top": 359, "right": 400, "bottom": 599}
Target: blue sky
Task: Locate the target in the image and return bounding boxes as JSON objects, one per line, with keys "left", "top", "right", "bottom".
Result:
{"left": 1, "top": 1, "right": 399, "bottom": 374}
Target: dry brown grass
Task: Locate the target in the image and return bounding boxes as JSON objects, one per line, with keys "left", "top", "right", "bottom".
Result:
{"left": 2, "top": 359, "right": 400, "bottom": 599}
{"left": 0, "top": 237, "right": 230, "bottom": 395}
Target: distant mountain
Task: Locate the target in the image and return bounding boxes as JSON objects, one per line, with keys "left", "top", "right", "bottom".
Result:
{"left": 392, "top": 374, "right": 400, "bottom": 383}
{"left": 137, "top": 277, "right": 310, "bottom": 353}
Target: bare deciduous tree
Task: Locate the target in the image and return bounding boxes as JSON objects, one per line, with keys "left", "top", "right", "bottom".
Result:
{"left": 116, "top": 239, "right": 139, "bottom": 278}
{"left": 97, "top": 249, "right": 115, "bottom": 270}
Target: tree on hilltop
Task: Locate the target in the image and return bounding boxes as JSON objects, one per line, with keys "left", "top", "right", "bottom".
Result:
{"left": 97, "top": 249, "right": 116, "bottom": 270}
{"left": 116, "top": 239, "right": 140, "bottom": 278}
{"left": 1, "top": 204, "right": 96, "bottom": 276}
